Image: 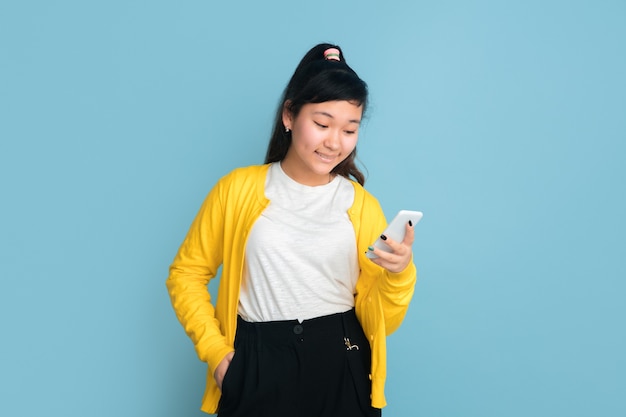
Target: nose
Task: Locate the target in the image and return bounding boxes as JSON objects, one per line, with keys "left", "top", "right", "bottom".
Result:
{"left": 324, "top": 129, "right": 341, "bottom": 151}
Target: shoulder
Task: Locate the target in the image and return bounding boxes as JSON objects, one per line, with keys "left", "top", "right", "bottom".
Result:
{"left": 211, "top": 164, "right": 270, "bottom": 207}
{"left": 349, "top": 180, "right": 383, "bottom": 215}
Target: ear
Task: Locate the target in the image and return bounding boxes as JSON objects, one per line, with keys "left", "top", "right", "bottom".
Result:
{"left": 282, "top": 100, "right": 293, "bottom": 131}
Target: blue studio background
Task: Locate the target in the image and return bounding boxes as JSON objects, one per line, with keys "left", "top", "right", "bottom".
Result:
{"left": 1, "top": 1, "right": 625, "bottom": 416}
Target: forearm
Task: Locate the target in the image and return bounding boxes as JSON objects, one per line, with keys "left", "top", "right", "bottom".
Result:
{"left": 166, "top": 266, "right": 229, "bottom": 362}
{"left": 378, "top": 261, "right": 417, "bottom": 334}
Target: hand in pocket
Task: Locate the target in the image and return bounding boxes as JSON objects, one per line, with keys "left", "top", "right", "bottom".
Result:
{"left": 214, "top": 351, "right": 235, "bottom": 391}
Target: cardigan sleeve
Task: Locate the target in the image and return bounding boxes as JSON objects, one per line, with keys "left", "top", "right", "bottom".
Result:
{"left": 355, "top": 191, "right": 417, "bottom": 336}
{"left": 376, "top": 262, "right": 417, "bottom": 334}
{"left": 166, "top": 176, "right": 235, "bottom": 374}
{"left": 352, "top": 188, "right": 417, "bottom": 408}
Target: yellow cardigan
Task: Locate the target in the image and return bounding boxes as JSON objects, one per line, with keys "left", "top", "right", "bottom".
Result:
{"left": 167, "top": 164, "right": 417, "bottom": 414}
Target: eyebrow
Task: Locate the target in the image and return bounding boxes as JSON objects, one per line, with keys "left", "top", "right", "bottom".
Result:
{"left": 313, "top": 111, "right": 361, "bottom": 124}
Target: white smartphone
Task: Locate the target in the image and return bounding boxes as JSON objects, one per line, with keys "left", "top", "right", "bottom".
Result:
{"left": 366, "top": 210, "right": 423, "bottom": 259}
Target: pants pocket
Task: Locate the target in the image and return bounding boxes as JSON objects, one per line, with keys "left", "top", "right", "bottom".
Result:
{"left": 217, "top": 348, "right": 246, "bottom": 416}
{"left": 220, "top": 351, "right": 239, "bottom": 399}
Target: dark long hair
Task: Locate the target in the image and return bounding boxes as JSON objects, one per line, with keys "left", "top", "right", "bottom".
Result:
{"left": 264, "top": 43, "right": 369, "bottom": 185}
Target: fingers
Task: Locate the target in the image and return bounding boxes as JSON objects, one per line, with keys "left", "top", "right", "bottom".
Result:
{"left": 403, "top": 221, "right": 415, "bottom": 246}
{"left": 369, "top": 250, "right": 402, "bottom": 270}
{"left": 368, "top": 221, "right": 414, "bottom": 273}
{"left": 379, "top": 222, "right": 414, "bottom": 254}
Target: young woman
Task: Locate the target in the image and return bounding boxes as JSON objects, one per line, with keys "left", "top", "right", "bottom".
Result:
{"left": 167, "top": 43, "right": 417, "bottom": 417}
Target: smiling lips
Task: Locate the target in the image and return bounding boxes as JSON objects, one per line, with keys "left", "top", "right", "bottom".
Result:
{"left": 315, "top": 151, "right": 339, "bottom": 162}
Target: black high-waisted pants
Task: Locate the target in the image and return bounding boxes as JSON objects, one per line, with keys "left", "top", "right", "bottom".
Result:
{"left": 217, "top": 308, "right": 382, "bottom": 417}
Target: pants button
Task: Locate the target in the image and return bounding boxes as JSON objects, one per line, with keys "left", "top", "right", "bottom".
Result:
{"left": 293, "top": 324, "right": 304, "bottom": 335}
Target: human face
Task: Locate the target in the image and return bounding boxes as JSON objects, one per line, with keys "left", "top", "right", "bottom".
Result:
{"left": 281, "top": 100, "right": 363, "bottom": 186}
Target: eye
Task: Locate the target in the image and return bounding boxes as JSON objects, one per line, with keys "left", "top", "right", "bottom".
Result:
{"left": 314, "top": 121, "right": 328, "bottom": 129}
{"left": 344, "top": 129, "right": 357, "bottom": 135}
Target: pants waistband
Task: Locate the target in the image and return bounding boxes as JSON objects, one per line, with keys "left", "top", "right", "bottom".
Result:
{"left": 236, "top": 308, "right": 358, "bottom": 342}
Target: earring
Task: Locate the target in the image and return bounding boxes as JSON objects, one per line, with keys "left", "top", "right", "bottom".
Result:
{"left": 285, "top": 127, "right": 290, "bottom": 133}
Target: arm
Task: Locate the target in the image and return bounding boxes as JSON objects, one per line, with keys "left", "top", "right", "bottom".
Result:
{"left": 355, "top": 196, "right": 417, "bottom": 335}
{"left": 165, "top": 178, "right": 234, "bottom": 374}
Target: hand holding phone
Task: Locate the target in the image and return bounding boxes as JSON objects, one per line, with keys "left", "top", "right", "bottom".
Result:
{"left": 366, "top": 210, "right": 423, "bottom": 259}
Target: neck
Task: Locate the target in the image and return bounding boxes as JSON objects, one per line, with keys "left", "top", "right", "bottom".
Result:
{"left": 279, "top": 161, "right": 334, "bottom": 186}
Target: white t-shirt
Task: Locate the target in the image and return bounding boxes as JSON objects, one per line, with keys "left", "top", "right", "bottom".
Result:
{"left": 238, "top": 162, "right": 358, "bottom": 322}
